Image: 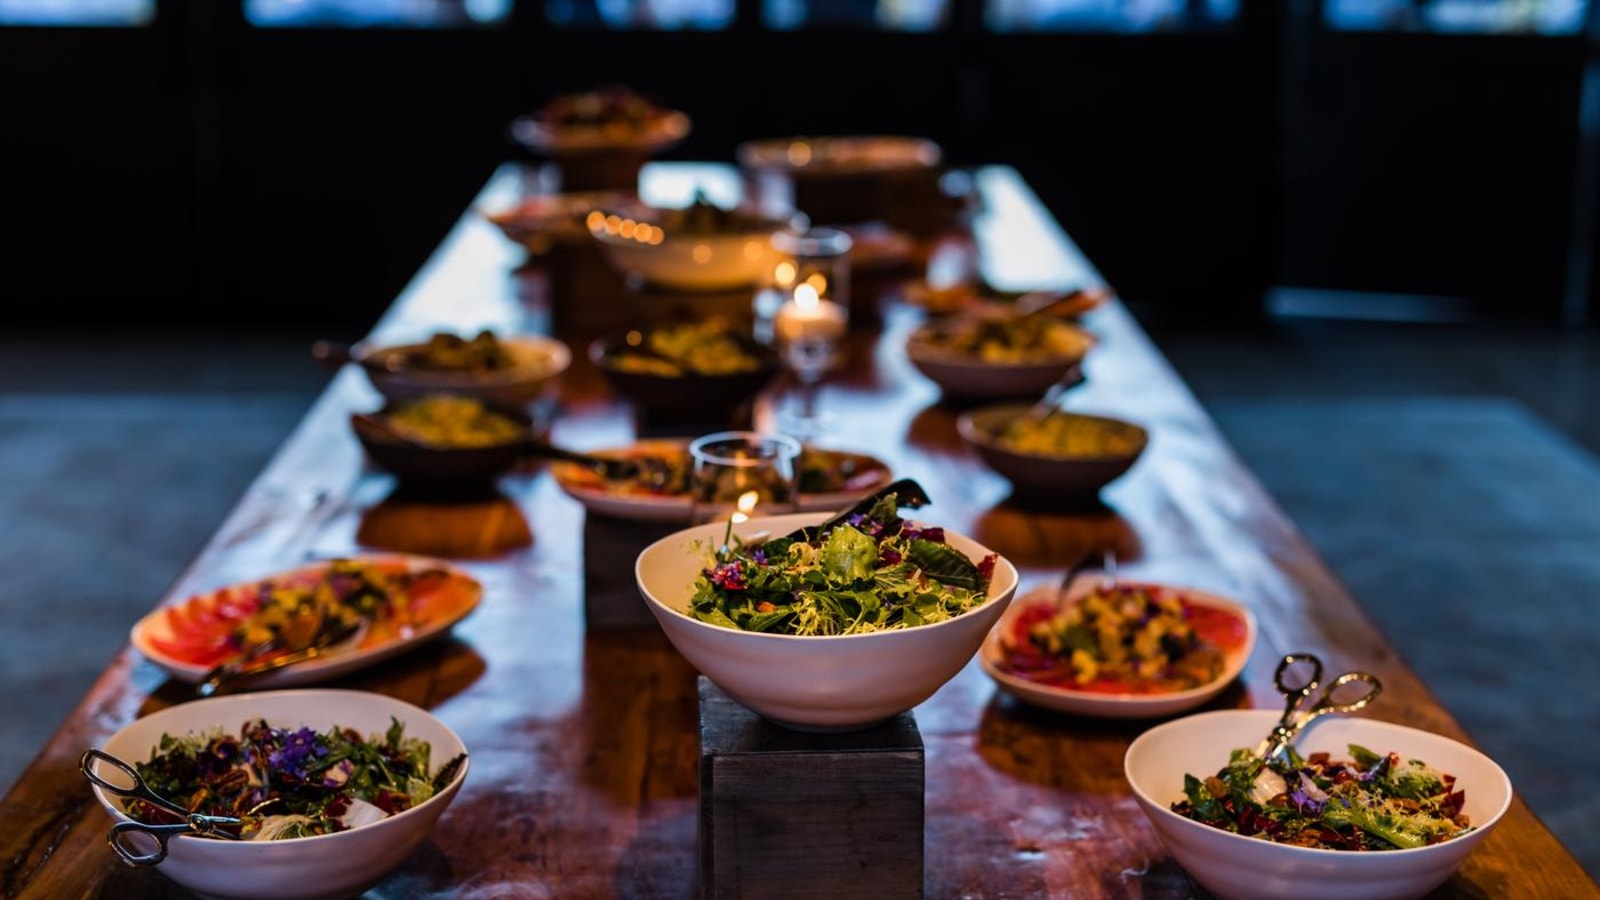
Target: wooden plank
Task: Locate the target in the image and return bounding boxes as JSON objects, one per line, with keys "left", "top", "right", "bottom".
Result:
{"left": 0, "top": 162, "right": 1593, "bottom": 900}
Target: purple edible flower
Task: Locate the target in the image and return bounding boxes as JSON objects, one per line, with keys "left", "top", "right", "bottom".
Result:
{"left": 268, "top": 727, "right": 326, "bottom": 780}
{"left": 751, "top": 548, "right": 767, "bottom": 565}
{"left": 1290, "top": 771, "right": 1328, "bottom": 814}
{"left": 710, "top": 561, "right": 747, "bottom": 590}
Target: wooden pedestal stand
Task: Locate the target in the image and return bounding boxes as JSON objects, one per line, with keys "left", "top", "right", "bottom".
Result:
{"left": 698, "top": 678, "right": 925, "bottom": 899}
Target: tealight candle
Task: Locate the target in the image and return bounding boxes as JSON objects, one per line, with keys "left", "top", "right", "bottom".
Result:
{"left": 774, "top": 283, "right": 848, "bottom": 344}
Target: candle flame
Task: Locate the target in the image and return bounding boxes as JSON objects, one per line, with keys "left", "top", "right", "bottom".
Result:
{"left": 730, "top": 490, "right": 760, "bottom": 524}
{"left": 774, "top": 260, "right": 797, "bottom": 287}
{"left": 794, "top": 282, "right": 820, "bottom": 310}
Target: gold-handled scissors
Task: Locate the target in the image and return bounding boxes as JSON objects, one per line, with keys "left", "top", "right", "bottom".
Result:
{"left": 1254, "top": 653, "right": 1383, "bottom": 764}
{"left": 79, "top": 749, "right": 243, "bottom": 865}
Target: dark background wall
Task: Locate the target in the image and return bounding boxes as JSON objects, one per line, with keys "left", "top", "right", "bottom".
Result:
{"left": 2, "top": 1, "right": 1592, "bottom": 339}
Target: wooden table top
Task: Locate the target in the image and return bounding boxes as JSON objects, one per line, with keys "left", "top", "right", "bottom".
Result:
{"left": 2, "top": 162, "right": 1592, "bottom": 899}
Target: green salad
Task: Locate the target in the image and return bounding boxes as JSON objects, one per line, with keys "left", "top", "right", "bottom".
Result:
{"left": 129, "top": 718, "right": 466, "bottom": 841}
{"left": 689, "top": 494, "right": 997, "bottom": 636}
{"left": 1173, "top": 743, "right": 1472, "bottom": 851}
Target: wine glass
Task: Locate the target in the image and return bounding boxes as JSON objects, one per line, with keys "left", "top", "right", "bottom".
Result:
{"left": 773, "top": 284, "right": 847, "bottom": 440}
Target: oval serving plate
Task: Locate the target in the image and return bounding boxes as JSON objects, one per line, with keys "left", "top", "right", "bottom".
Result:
{"left": 550, "top": 438, "right": 894, "bottom": 523}
{"left": 130, "top": 554, "right": 482, "bottom": 689}
{"left": 980, "top": 579, "right": 1256, "bottom": 719}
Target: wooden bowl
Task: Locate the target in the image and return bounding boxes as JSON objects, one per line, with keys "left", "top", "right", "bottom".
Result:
{"left": 350, "top": 399, "right": 538, "bottom": 487}
{"left": 956, "top": 404, "right": 1148, "bottom": 498}
{"left": 588, "top": 327, "right": 783, "bottom": 419}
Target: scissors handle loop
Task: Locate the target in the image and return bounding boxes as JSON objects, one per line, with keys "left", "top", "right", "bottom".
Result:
{"left": 1257, "top": 653, "right": 1383, "bottom": 763}
{"left": 80, "top": 748, "right": 244, "bottom": 866}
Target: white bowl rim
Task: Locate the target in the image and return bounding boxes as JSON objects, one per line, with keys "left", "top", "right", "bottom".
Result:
{"left": 981, "top": 579, "right": 1257, "bottom": 709}
{"left": 956, "top": 404, "right": 1151, "bottom": 462}
{"left": 635, "top": 511, "right": 1020, "bottom": 643}
{"left": 1124, "top": 707, "right": 1515, "bottom": 859}
{"left": 89, "top": 688, "right": 471, "bottom": 849}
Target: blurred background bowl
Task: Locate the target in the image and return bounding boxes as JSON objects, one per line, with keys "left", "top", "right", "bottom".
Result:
{"left": 588, "top": 325, "right": 783, "bottom": 420}
{"left": 350, "top": 396, "right": 539, "bottom": 487}
{"left": 634, "top": 511, "right": 1019, "bottom": 731}
{"left": 905, "top": 317, "right": 1095, "bottom": 401}
{"left": 325, "top": 332, "right": 571, "bottom": 409}
{"left": 586, "top": 201, "right": 802, "bottom": 292}
{"left": 737, "top": 135, "right": 946, "bottom": 229}
{"left": 957, "top": 404, "right": 1148, "bottom": 498}
{"left": 1124, "top": 709, "right": 1513, "bottom": 900}
{"left": 85, "top": 689, "right": 470, "bottom": 900}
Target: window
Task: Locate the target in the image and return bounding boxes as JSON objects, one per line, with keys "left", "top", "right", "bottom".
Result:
{"left": 764, "top": 0, "right": 950, "bottom": 29}
{"left": 0, "top": 0, "right": 153, "bottom": 25}
{"left": 545, "top": 0, "right": 735, "bottom": 28}
{"left": 986, "top": 0, "right": 1235, "bottom": 31}
{"left": 246, "top": 0, "right": 511, "bottom": 27}
{"left": 1323, "top": 0, "right": 1584, "bottom": 32}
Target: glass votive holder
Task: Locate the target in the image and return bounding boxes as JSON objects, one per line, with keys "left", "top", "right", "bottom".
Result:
{"left": 758, "top": 226, "right": 853, "bottom": 342}
{"left": 688, "top": 431, "right": 802, "bottom": 527}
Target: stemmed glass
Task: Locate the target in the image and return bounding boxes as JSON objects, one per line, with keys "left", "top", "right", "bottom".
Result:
{"left": 773, "top": 284, "right": 847, "bottom": 440}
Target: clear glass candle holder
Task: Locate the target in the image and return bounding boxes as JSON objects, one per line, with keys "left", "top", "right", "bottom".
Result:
{"left": 687, "top": 431, "right": 802, "bottom": 527}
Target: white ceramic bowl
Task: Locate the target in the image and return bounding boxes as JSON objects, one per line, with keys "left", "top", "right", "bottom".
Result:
{"left": 635, "top": 511, "right": 1019, "bottom": 731}
{"left": 86, "top": 690, "right": 470, "bottom": 900}
{"left": 351, "top": 333, "right": 571, "bottom": 408}
{"left": 1124, "top": 709, "right": 1513, "bottom": 900}
{"left": 588, "top": 207, "right": 801, "bottom": 292}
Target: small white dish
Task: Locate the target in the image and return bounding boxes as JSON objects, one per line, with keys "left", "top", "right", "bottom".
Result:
{"left": 130, "top": 554, "right": 482, "bottom": 690}
{"left": 980, "top": 579, "right": 1256, "bottom": 719}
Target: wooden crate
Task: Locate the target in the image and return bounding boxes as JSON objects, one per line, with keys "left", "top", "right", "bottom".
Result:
{"left": 698, "top": 678, "right": 925, "bottom": 899}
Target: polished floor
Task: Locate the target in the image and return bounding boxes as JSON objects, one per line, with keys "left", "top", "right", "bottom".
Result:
{"left": 3, "top": 316, "right": 1598, "bottom": 881}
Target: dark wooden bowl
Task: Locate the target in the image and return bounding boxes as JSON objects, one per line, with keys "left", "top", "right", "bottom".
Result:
{"left": 588, "top": 329, "right": 783, "bottom": 420}
{"left": 350, "top": 402, "right": 538, "bottom": 488}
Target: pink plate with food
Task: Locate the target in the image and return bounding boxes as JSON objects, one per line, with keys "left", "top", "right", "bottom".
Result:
{"left": 980, "top": 577, "right": 1256, "bottom": 718}
{"left": 130, "top": 554, "right": 482, "bottom": 689}
{"left": 550, "top": 438, "right": 894, "bottom": 523}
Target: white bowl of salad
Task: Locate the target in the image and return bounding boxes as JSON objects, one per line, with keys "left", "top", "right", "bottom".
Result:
{"left": 84, "top": 689, "right": 469, "bottom": 900}
{"left": 634, "top": 501, "right": 1019, "bottom": 731}
{"left": 1124, "top": 709, "right": 1513, "bottom": 900}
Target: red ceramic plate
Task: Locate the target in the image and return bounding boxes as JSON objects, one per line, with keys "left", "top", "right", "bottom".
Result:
{"left": 980, "top": 578, "right": 1257, "bottom": 719}
{"left": 130, "top": 554, "right": 482, "bottom": 689}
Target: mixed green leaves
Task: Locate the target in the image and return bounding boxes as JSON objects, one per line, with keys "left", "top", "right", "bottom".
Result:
{"left": 689, "top": 494, "right": 997, "bottom": 635}
{"left": 1172, "top": 743, "right": 1472, "bottom": 851}
{"left": 131, "top": 717, "right": 465, "bottom": 841}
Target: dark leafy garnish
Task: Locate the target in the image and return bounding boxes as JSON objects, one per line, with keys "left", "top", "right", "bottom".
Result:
{"left": 689, "top": 491, "right": 995, "bottom": 636}
{"left": 1171, "top": 744, "right": 1472, "bottom": 851}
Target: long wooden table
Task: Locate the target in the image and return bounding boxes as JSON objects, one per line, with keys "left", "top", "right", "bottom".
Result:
{"left": 3, "top": 162, "right": 1594, "bottom": 899}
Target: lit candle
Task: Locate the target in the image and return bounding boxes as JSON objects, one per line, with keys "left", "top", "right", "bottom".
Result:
{"left": 774, "top": 283, "right": 847, "bottom": 343}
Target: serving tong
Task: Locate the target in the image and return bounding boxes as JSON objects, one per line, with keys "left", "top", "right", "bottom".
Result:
{"left": 80, "top": 749, "right": 244, "bottom": 866}
{"left": 1254, "top": 652, "right": 1383, "bottom": 765}
{"left": 781, "top": 477, "right": 933, "bottom": 543}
